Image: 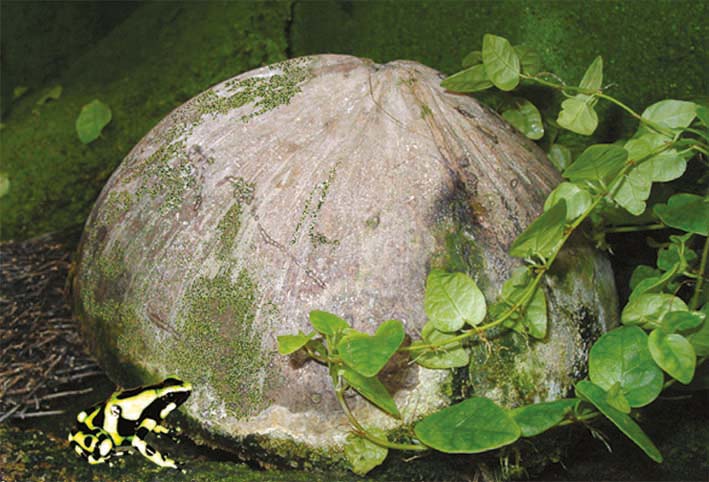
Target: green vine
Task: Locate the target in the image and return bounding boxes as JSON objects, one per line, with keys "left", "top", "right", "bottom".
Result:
{"left": 278, "top": 33, "right": 709, "bottom": 475}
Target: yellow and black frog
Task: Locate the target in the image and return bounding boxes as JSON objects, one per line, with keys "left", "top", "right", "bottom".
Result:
{"left": 68, "top": 377, "right": 191, "bottom": 469}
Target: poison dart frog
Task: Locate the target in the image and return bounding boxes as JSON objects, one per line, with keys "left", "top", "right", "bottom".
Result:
{"left": 68, "top": 377, "right": 192, "bottom": 468}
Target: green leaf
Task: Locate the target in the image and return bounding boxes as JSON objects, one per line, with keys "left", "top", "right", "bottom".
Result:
{"left": 579, "top": 56, "right": 603, "bottom": 91}
{"left": 657, "top": 234, "right": 697, "bottom": 272}
{"left": 648, "top": 329, "right": 696, "bottom": 384}
{"left": 277, "top": 331, "right": 315, "bottom": 355}
{"left": 640, "top": 99, "right": 697, "bottom": 132}
{"left": 482, "top": 34, "right": 520, "bottom": 91}
{"left": 563, "top": 144, "right": 628, "bottom": 189}
{"left": 557, "top": 95, "right": 598, "bottom": 135}
{"left": 414, "top": 397, "right": 521, "bottom": 453}
{"left": 340, "top": 366, "right": 401, "bottom": 419}
{"left": 412, "top": 322, "right": 470, "bottom": 369}
{"left": 687, "top": 305, "right": 709, "bottom": 356}
{"left": 76, "top": 99, "right": 112, "bottom": 144}
{"left": 344, "top": 431, "right": 388, "bottom": 476}
{"left": 575, "top": 380, "right": 663, "bottom": 463}
{"left": 309, "top": 310, "right": 349, "bottom": 336}
{"left": 654, "top": 194, "right": 709, "bottom": 236}
{"left": 629, "top": 276, "right": 663, "bottom": 300}
{"left": 605, "top": 382, "right": 631, "bottom": 413}
{"left": 622, "top": 293, "right": 688, "bottom": 329}
{"left": 612, "top": 165, "right": 652, "bottom": 215}
{"left": 36, "top": 85, "right": 62, "bottom": 106}
{"left": 629, "top": 265, "right": 661, "bottom": 291}
{"left": 424, "top": 270, "right": 486, "bottom": 332}
{"left": 544, "top": 182, "right": 592, "bottom": 222}
{"left": 509, "top": 399, "right": 579, "bottom": 437}
{"left": 547, "top": 144, "right": 573, "bottom": 172}
{"left": 461, "top": 50, "right": 482, "bottom": 68}
{"left": 613, "top": 134, "right": 690, "bottom": 215}
{"left": 441, "top": 64, "right": 492, "bottom": 93}
{"left": 338, "top": 320, "right": 405, "bottom": 377}
{"left": 696, "top": 105, "right": 709, "bottom": 126}
{"left": 662, "top": 311, "right": 705, "bottom": 333}
{"left": 513, "top": 45, "right": 542, "bottom": 75}
{"left": 509, "top": 201, "right": 566, "bottom": 260}
{"left": 499, "top": 269, "right": 548, "bottom": 339}
{"left": 624, "top": 133, "right": 687, "bottom": 182}
{"left": 0, "top": 172, "right": 10, "bottom": 199}
{"left": 502, "top": 98, "right": 544, "bottom": 140}
{"left": 588, "top": 326, "right": 663, "bottom": 407}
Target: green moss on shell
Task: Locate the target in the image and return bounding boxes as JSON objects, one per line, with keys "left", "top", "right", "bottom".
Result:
{"left": 216, "top": 203, "right": 242, "bottom": 261}
{"left": 196, "top": 57, "right": 312, "bottom": 122}
{"left": 167, "top": 268, "right": 273, "bottom": 419}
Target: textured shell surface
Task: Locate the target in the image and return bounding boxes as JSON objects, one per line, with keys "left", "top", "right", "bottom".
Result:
{"left": 74, "top": 55, "right": 617, "bottom": 462}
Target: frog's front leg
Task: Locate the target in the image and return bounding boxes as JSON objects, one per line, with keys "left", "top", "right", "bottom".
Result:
{"left": 131, "top": 419, "right": 178, "bottom": 469}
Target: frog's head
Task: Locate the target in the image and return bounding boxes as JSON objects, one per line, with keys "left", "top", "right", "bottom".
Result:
{"left": 68, "top": 411, "right": 115, "bottom": 464}
{"left": 149, "top": 377, "right": 192, "bottom": 418}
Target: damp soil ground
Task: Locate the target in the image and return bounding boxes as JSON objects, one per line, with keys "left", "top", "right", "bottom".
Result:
{"left": 0, "top": 231, "right": 707, "bottom": 481}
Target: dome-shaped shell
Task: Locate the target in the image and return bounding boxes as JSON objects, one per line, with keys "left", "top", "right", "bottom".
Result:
{"left": 73, "top": 55, "right": 617, "bottom": 464}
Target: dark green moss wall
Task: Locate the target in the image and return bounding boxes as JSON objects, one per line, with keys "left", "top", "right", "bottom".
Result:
{"left": 291, "top": 0, "right": 708, "bottom": 136}
{"left": 0, "top": 1, "right": 139, "bottom": 116}
{"left": 0, "top": 1, "right": 291, "bottom": 240}
{"left": 1, "top": 0, "right": 707, "bottom": 240}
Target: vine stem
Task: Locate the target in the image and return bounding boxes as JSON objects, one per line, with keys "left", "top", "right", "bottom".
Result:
{"left": 689, "top": 235, "right": 709, "bottom": 310}
{"left": 334, "top": 381, "right": 427, "bottom": 452}
{"left": 603, "top": 223, "right": 666, "bottom": 234}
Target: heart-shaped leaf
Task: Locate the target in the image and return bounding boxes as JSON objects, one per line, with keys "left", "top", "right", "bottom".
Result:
{"left": 76, "top": 99, "right": 112, "bottom": 144}
{"left": 338, "top": 320, "right": 405, "bottom": 377}
{"left": 414, "top": 397, "right": 520, "bottom": 453}
{"left": 482, "top": 34, "right": 520, "bottom": 91}
{"left": 588, "top": 326, "right": 663, "bottom": 408}
{"left": 424, "top": 270, "right": 486, "bottom": 332}
{"left": 639, "top": 99, "right": 697, "bottom": 132}
{"left": 648, "top": 329, "right": 696, "bottom": 384}
{"left": 557, "top": 95, "right": 598, "bottom": 135}
{"left": 309, "top": 310, "right": 349, "bottom": 336}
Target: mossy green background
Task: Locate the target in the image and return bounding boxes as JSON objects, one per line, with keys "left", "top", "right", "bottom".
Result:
{"left": 1, "top": 0, "right": 707, "bottom": 240}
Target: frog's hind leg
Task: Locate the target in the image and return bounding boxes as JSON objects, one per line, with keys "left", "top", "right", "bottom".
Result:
{"left": 132, "top": 420, "right": 178, "bottom": 468}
